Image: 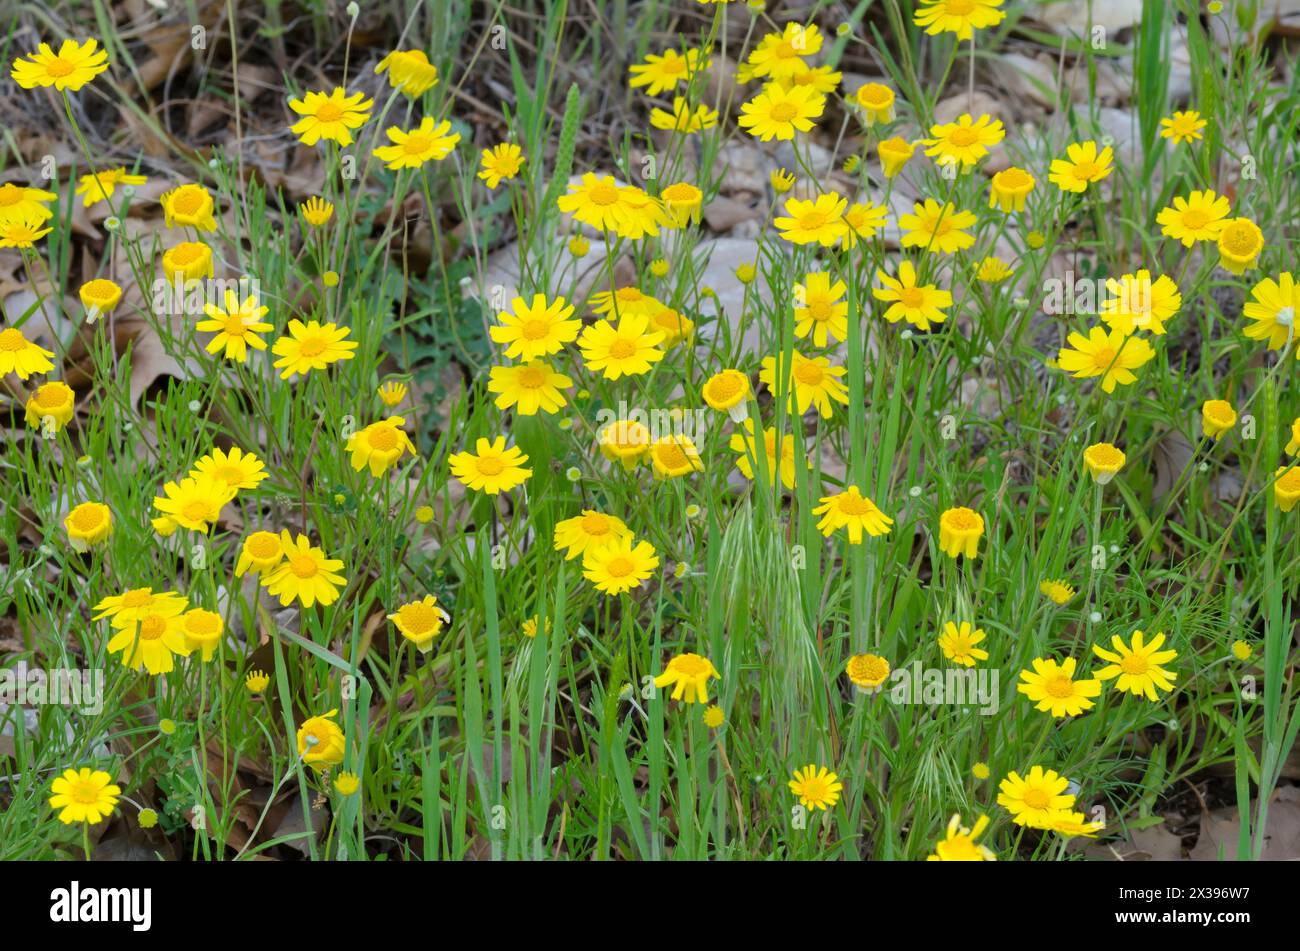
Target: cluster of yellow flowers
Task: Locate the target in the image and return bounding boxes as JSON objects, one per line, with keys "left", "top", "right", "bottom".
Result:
{"left": 7, "top": 0, "right": 1281, "bottom": 859}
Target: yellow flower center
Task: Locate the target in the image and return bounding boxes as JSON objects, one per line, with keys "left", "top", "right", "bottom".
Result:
{"left": 367, "top": 426, "right": 399, "bottom": 451}
{"left": 1087, "top": 444, "right": 1124, "bottom": 467}
{"left": 838, "top": 494, "right": 874, "bottom": 516}
{"left": 1181, "top": 208, "right": 1209, "bottom": 230}
{"left": 82, "top": 279, "right": 117, "bottom": 302}
{"left": 1278, "top": 468, "right": 1300, "bottom": 492}
{"left": 290, "top": 554, "right": 319, "bottom": 578}
{"left": 315, "top": 101, "right": 344, "bottom": 122}
{"left": 172, "top": 189, "right": 205, "bottom": 216}
{"left": 1021, "top": 787, "right": 1051, "bottom": 810}
{"left": 139, "top": 615, "right": 167, "bottom": 641}
{"left": 36, "top": 385, "right": 68, "bottom": 408}
{"left": 223, "top": 315, "right": 250, "bottom": 336}
{"left": 1045, "top": 674, "right": 1075, "bottom": 699}
{"left": 46, "top": 57, "right": 75, "bottom": 78}
{"left": 656, "top": 442, "right": 689, "bottom": 469}
{"left": 581, "top": 513, "right": 611, "bottom": 536}
{"left": 1120, "top": 653, "right": 1149, "bottom": 676}
{"left": 476, "top": 455, "right": 505, "bottom": 476}
{"left": 671, "top": 654, "right": 710, "bottom": 677}
{"left": 1072, "top": 161, "right": 1099, "bottom": 180}
{"left": 797, "top": 212, "right": 827, "bottom": 230}
{"left": 298, "top": 335, "right": 327, "bottom": 357}
{"left": 998, "top": 168, "right": 1031, "bottom": 189}
{"left": 769, "top": 101, "right": 798, "bottom": 122}
{"left": 946, "top": 0, "right": 975, "bottom": 13}
{"left": 662, "top": 57, "right": 686, "bottom": 75}
{"left": 608, "top": 338, "right": 637, "bottom": 360}
{"left": 70, "top": 505, "right": 105, "bottom": 532}
{"left": 403, "top": 134, "right": 433, "bottom": 155}
{"left": 1092, "top": 347, "right": 1117, "bottom": 367}
{"left": 794, "top": 361, "right": 824, "bottom": 385}
{"left": 0, "top": 328, "right": 27, "bottom": 351}
{"left": 588, "top": 182, "right": 620, "bottom": 206}
{"left": 708, "top": 373, "right": 742, "bottom": 401}
{"left": 899, "top": 287, "right": 926, "bottom": 309}
{"left": 774, "top": 41, "right": 797, "bottom": 59}
{"left": 517, "top": 367, "right": 546, "bottom": 388}
{"left": 1221, "top": 222, "right": 1259, "bottom": 256}
{"left": 604, "top": 556, "right": 635, "bottom": 577}
{"left": 808, "top": 299, "right": 832, "bottom": 320}
{"left": 172, "top": 244, "right": 205, "bottom": 266}
{"left": 182, "top": 500, "right": 212, "bottom": 523}
{"left": 947, "top": 127, "right": 979, "bottom": 148}
{"left": 521, "top": 319, "right": 551, "bottom": 340}
{"left": 65, "top": 775, "right": 106, "bottom": 805}
{"left": 398, "top": 601, "right": 439, "bottom": 635}
{"left": 246, "top": 532, "right": 280, "bottom": 558}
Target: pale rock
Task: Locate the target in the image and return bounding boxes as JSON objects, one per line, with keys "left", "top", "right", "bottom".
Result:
{"left": 990, "top": 52, "right": 1059, "bottom": 110}
{"left": 1046, "top": 0, "right": 1144, "bottom": 34}
{"left": 713, "top": 141, "right": 771, "bottom": 196}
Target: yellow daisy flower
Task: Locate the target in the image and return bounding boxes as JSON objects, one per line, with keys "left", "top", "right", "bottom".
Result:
{"left": 25, "top": 381, "right": 75, "bottom": 432}
{"left": 64, "top": 501, "right": 112, "bottom": 551}
{"left": 927, "top": 814, "right": 996, "bottom": 861}
{"left": 0, "top": 325, "right": 55, "bottom": 379}
{"left": 1092, "top": 630, "right": 1178, "bottom": 701}
{"left": 923, "top": 112, "right": 1005, "bottom": 169}
{"left": 299, "top": 196, "right": 334, "bottom": 226}
{"left": 190, "top": 445, "right": 267, "bottom": 491}
{"left": 288, "top": 87, "right": 375, "bottom": 146}
{"left": 75, "top": 167, "right": 146, "bottom": 207}
{"left": 738, "top": 82, "right": 825, "bottom": 141}
{"left": 729, "top": 419, "right": 798, "bottom": 489}
{"left": 196, "top": 291, "right": 273, "bottom": 363}
{"left": 583, "top": 535, "right": 660, "bottom": 596}
{"left": 899, "top": 199, "right": 976, "bottom": 254}
{"left": 873, "top": 259, "right": 952, "bottom": 331}
{"left": 478, "top": 143, "right": 525, "bottom": 189}
{"left": 235, "top": 530, "right": 285, "bottom": 577}
{"left": 598, "top": 419, "right": 653, "bottom": 469}
{"left": 12, "top": 39, "right": 109, "bottom": 91}
{"left": 490, "top": 294, "right": 580, "bottom": 361}
{"left": 654, "top": 652, "right": 721, "bottom": 703}
{"left": 628, "top": 47, "right": 708, "bottom": 96}
{"left": 794, "top": 272, "right": 849, "bottom": 346}
{"left": 488, "top": 360, "right": 572, "bottom": 415}
{"left": 388, "top": 595, "right": 449, "bottom": 653}
{"left": 760, "top": 349, "right": 850, "bottom": 419}
{"left": 997, "top": 766, "right": 1075, "bottom": 828}
{"left": 553, "top": 510, "right": 633, "bottom": 560}
{"left": 152, "top": 474, "right": 237, "bottom": 532}
{"left": 1048, "top": 140, "right": 1114, "bottom": 193}
{"left": 346, "top": 416, "right": 417, "bottom": 476}
{"left": 577, "top": 313, "right": 666, "bottom": 380}
{"left": 49, "top": 768, "right": 120, "bottom": 825}
{"left": 938, "top": 621, "right": 988, "bottom": 666}
{"left": 649, "top": 435, "right": 703, "bottom": 479}
{"left": 774, "top": 192, "right": 848, "bottom": 246}
{"left": 1243, "top": 272, "right": 1300, "bottom": 352}
{"left": 1017, "top": 657, "right": 1101, "bottom": 717}
{"left": 160, "top": 183, "right": 217, "bottom": 231}
{"left": 1056, "top": 326, "right": 1155, "bottom": 393}
{"left": 297, "top": 710, "right": 346, "bottom": 771}
{"left": 375, "top": 49, "right": 438, "bottom": 96}
{"left": 1201, "top": 399, "right": 1237, "bottom": 440}
{"left": 937, "top": 506, "right": 984, "bottom": 560}
{"left": 1217, "top": 217, "right": 1264, "bottom": 275}
{"left": 271, "top": 320, "right": 358, "bottom": 379}
{"left": 878, "top": 136, "right": 916, "bottom": 178}
{"left": 263, "top": 532, "right": 348, "bottom": 607}
{"left": 180, "top": 608, "right": 224, "bottom": 662}
{"left": 1156, "top": 188, "right": 1231, "bottom": 246}
{"left": 788, "top": 764, "right": 842, "bottom": 811}
{"left": 0, "top": 182, "right": 56, "bottom": 222}
{"left": 914, "top": 0, "right": 1005, "bottom": 41}
{"left": 1159, "top": 109, "right": 1207, "bottom": 144}
{"left": 1099, "top": 270, "right": 1181, "bottom": 335}
{"left": 372, "top": 117, "right": 460, "bottom": 169}
{"left": 448, "top": 436, "right": 532, "bottom": 494}
{"left": 813, "top": 486, "right": 893, "bottom": 543}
